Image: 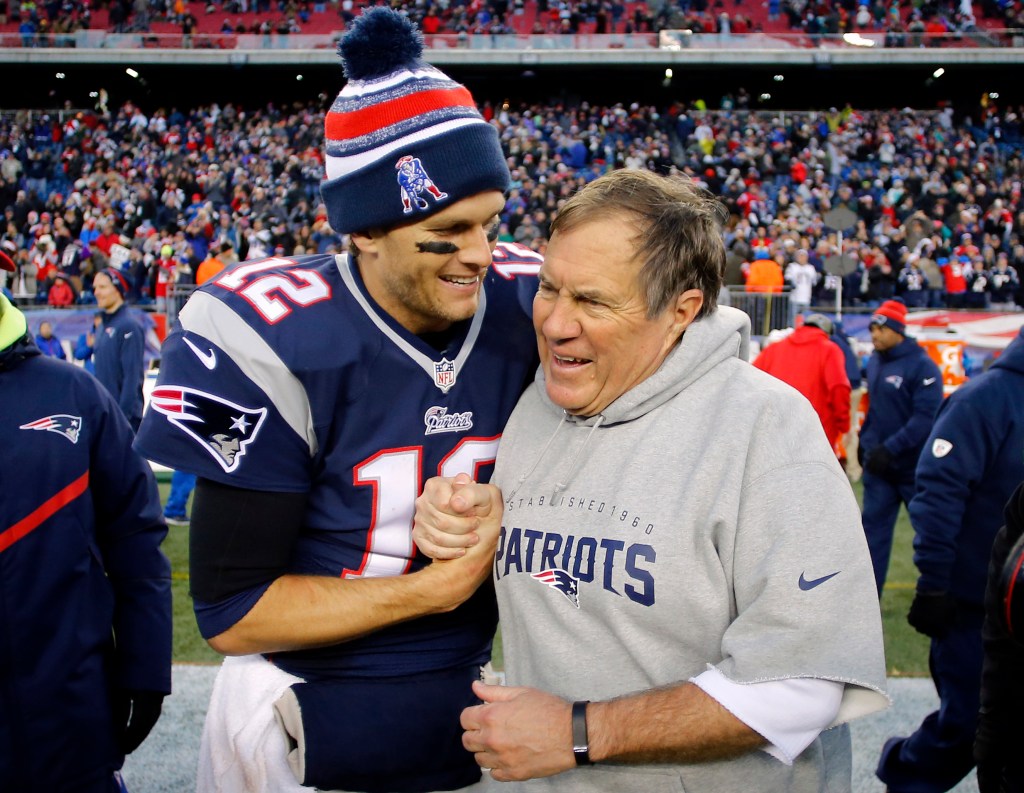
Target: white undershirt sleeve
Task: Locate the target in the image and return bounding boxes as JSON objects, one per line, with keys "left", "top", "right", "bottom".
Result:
{"left": 690, "top": 667, "right": 844, "bottom": 764}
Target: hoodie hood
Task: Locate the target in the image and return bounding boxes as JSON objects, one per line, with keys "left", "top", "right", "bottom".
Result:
{"left": 991, "top": 326, "right": 1024, "bottom": 376}
{"left": 0, "top": 294, "right": 40, "bottom": 372}
{"left": 535, "top": 305, "right": 751, "bottom": 428}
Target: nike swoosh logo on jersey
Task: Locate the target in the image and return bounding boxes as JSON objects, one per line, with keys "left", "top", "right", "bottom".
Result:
{"left": 798, "top": 571, "right": 840, "bottom": 591}
{"left": 923, "top": 377, "right": 937, "bottom": 386}
{"left": 183, "top": 336, "right": 217, "bottom": 370}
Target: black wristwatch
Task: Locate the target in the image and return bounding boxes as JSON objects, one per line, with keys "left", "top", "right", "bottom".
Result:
{"left": 572, "top": 700, "right": 592, "bottom": 766}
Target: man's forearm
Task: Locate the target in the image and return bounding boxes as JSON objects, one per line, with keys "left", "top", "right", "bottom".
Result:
{"left": 588, "top": 682, "right": 766, "bottom": 765}
{"left": 208, "top": 555, "right": 491, "bottom": 656}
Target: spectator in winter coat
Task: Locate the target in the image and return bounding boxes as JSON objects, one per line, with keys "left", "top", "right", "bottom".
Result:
{"left": 879, "top": 326, "right": 1024, "bottom": 793}
{"left": 34, "top": 320, "right": 66, "bottom": 360}
{"left": 47, "top": 272, "right": 76, "bottom": 307}
{"left": 859, "top": 298, "right": 943, "bottom": 595}
{"left": 74, "top": 311, "right": 102, "bottom": 374}
{"left": 753, "top": 313, "right": 851, "bottom": 452}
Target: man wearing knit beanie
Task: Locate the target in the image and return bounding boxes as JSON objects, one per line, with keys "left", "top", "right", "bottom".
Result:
{"left": 135, "top": 8, "right": 543, "bottom": 792}
{"left": 870, "top": 298, "right": 908, "bottom": 336}
{"left": 93, "top": 266, "right": 146, "bottom": 432}
{"left": 859, "top": 297, "right": 943, "bottom": 595}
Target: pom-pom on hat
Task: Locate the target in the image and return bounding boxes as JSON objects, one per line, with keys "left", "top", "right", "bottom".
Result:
{"left": 321, "top": 7, "right": 509, "bottom": 235}
{"left": 870, "top": 298, "right": 908, "bottom": 335}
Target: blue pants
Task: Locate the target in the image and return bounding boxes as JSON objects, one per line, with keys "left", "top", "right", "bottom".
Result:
{"left": 165, "top": 470, "right": 197, "bottom": 518}
{"left": 860, "top": 470, "right": 917, "bottom": 595}
{"left": 876, "top": 607, "right": 985, "bottom": 793}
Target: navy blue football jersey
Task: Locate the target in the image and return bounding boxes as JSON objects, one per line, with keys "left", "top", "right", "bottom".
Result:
{"left": 135, "top": 243, "right": 541, "bottom": 677}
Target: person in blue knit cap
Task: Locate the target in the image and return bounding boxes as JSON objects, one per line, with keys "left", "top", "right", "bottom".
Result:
{"left": 134, "top": 7, "right": 543, "bottom": 793}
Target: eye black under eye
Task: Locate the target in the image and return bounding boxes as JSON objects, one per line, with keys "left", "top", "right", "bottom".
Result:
{"left": 486, "top": 223, "right": 500, "bottom": 242}
{"left": 417, "top": 240, "right": 459, "bottom": 255}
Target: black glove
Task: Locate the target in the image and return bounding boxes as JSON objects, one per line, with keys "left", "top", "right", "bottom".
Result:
{"left": 907, "top": 590, "right": 959, "bottom": 639}
{"left": 865, "top": 445, "right": 892, "bottom": 476}
{"left": 975, "top": 708, "right": 1008, "bottom": 793}
{"left": 113, "top": 689, "right": 166, "bottom": 754}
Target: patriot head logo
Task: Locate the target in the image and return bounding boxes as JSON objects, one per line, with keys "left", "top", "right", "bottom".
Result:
{"left": 885, "top": 375, "right": 904, "bottom": 390}
{"left": 396, "top": 155, "right": 448, "bottom": 215}
{"left": 20, "top": 414, "right": 82, "bottom": 444}
{"left": 149, "top": 386, "right": 267, "bottom": 472}
{"left": 532, "top": 569, "right": 581, "bottom": 608}
{"left": 433, "top": 358, "right": 457, "bottom": 393}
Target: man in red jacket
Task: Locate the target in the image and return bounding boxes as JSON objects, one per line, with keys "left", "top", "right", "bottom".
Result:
{"left": 753, "top": 313, "right": 852, "bottom": 453}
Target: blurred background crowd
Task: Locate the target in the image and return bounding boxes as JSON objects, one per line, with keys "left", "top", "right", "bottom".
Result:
{"left": 2, "top": 95, "right": 1022, "bottom": 313}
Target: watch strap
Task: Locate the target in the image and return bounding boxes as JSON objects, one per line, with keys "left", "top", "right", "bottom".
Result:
{"left": 572, "top": 700, "right": 592, "bottom": 766}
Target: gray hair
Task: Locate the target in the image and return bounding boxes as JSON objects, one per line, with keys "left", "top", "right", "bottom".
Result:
{"left": 550, "top": 169, "right": 726, "bottom": 319}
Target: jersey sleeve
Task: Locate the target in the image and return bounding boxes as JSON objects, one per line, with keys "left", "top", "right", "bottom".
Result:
{"left": 135, "top": 296, "right": 315, "bottom": 493}
{"left": 491, "top": 241, "right": 542, "bottom": 319}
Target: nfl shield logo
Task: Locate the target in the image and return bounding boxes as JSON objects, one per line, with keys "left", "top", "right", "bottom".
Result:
{"left": 433, "top": 358, "right": 456, "bottom": 393}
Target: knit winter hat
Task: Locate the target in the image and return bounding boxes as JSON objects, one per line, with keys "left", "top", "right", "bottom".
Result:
{"left": 803, "top": 313, "right": 834, "bottom": 336}
{"left": 0, "top": 248, "right": 13, "bottom": 272}
{"left": 98, "top": 266, "right": 130, "bottom": 298}
{"left": 870, "top": 298, "right": 907, "bottom": 335}
{"left": 320, "top": 7, "right": 509, "bottom": 234}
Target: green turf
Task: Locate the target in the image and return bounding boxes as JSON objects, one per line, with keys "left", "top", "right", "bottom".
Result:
{"left": 161, "top": 479, "right": 930, "bottom": 676}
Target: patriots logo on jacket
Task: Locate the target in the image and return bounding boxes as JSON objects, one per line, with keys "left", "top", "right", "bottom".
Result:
{"left": 20, "top": 414, "right": 82, "bottom": 444}
{"left": 885, "top": 375, "right": 904, "bottom": 389}
{"left": 532, "top": 569, "right": 581, "bottom": 608}
{"left": 149, "top": 386, "right": 267, "bottom": 472}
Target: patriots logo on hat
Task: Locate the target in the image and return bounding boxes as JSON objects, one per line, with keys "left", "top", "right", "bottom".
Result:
{"left": 149, "top": 385, "right": 267, "bottom": 472}
{"left": 532, "top": 569, "right": 581, "bottom": 608}
{"left": 433, "top": 358, "right": 456, "bottom": 393}
{"left": 20, "top": 414, "right": 82, "bottom": 444}
{"left": 396, "top": 155, "right": 448, "bottom": 214}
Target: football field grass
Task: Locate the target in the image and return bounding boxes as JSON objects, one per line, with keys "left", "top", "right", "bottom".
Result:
{"left": 160, "top": 480, "right": 931, "bottom": 676}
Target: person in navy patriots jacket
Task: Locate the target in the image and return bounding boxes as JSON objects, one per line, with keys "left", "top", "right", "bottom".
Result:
{"left": 858, "top": 298, "right": 943, "bottom": 595}
{"left": 878, "top": 326, "right": 1024, "bottom": 793}
{"left": 0, "top": 251, "right": 171, "bottom": 792}
{"left": 134, "top": 9, "right": 541, "bottom": 793}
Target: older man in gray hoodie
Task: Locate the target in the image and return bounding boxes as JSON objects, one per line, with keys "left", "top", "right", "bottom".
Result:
{"left": 415, "top": 169, "right": 888, "bottom": 792}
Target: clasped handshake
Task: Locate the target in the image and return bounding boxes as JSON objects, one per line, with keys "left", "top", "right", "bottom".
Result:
{"left": 412, "top": 473, "right": 583, "bottom": 783}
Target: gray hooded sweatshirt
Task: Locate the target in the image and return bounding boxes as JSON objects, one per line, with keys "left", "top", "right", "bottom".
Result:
{"left": 491, "top": 306, "right": 889, "bottom": 792}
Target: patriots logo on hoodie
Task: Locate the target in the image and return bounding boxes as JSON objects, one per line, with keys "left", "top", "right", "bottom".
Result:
{"left": 20, "top": 414, "right": 82, "bottom": 444}
{"left": 532, "top": 569, "right": 581, "bottom": 608}
{"left": 149, "top": 385, "right": 267, "bottom": 472}
{"left": 885, "top": 375, "right": 904, "bottom": 389}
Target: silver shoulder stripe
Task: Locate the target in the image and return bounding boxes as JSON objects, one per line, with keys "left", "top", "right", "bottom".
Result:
{"left": 337, "top": 255, "right": 484, "bottom": 383}
{"left": 179, "top": 290, "right": 318, "bottom": 457}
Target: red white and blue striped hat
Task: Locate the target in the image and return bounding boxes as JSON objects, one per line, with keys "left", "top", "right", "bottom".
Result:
{"left": 321, "top": 7, "right": 509, "bottom": 235}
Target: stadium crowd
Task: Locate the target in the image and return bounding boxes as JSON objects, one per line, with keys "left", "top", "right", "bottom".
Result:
{"left": 1, "top": 95, "right": 1022, "bottom": 312}
{"left": 3, "top": 0, "right": 1020, "bottom": 45}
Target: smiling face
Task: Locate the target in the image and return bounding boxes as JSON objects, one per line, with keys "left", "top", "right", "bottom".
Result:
{"left": 93, "top": 272, "right": 124, "bottom": 313}
{"left": 352, "top": 191, "right": 505, "bottom": 335}
{"left": 534, "top": 215, "right": 703, "bottom": 417}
